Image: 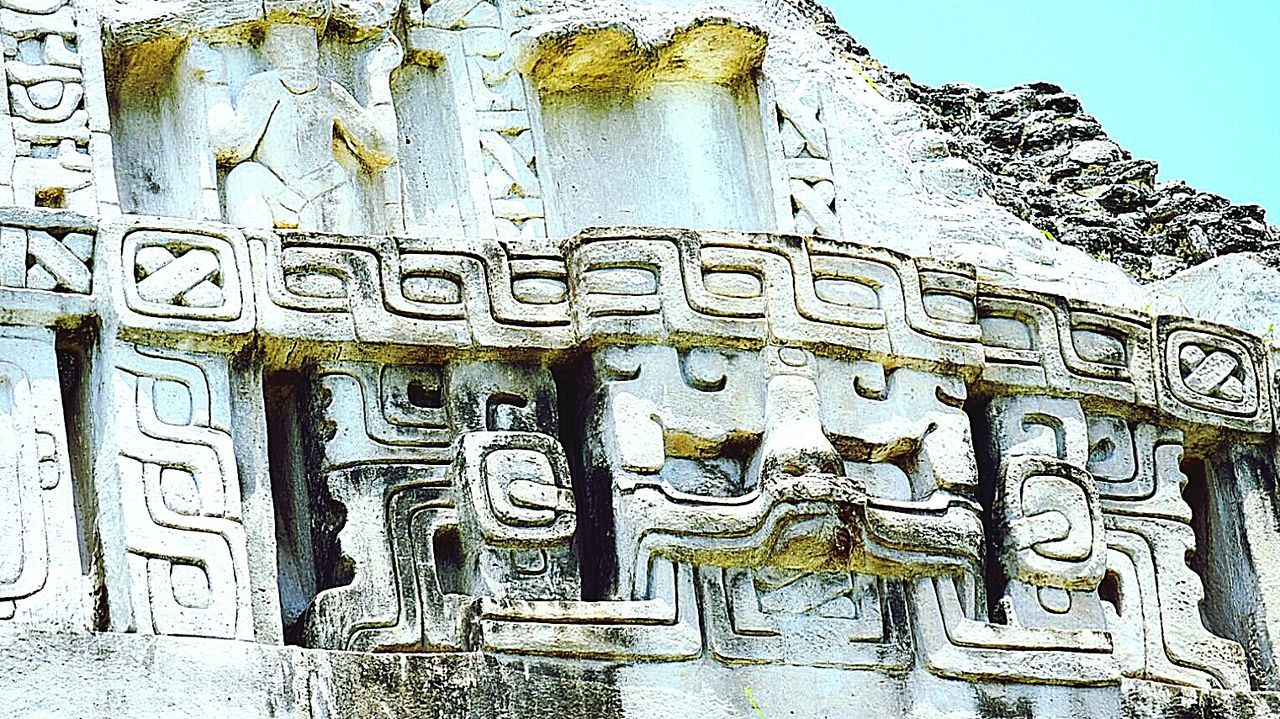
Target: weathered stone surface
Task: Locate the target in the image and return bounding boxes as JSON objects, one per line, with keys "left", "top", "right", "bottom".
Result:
{"left": 0, "top": 0, "right": 1276, "bottom": 716}
{"left": 1147, "top": 253, "right": 1280, "bottom": 338}
{"left": 10, "top": 625, "right": 1280, "bottom": 719}
{"left": 833, "top": 67, "right": 1278, "bottom": 283}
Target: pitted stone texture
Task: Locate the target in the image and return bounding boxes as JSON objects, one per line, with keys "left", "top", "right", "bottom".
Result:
{"left": 1, "top": 0, "right": 1278, "bottom": 716}
{"left": 837, "top": 52, "right": 1277, "bottom": 284}
{"left": 0, "top": 328, "right": 84, "bottom": 631}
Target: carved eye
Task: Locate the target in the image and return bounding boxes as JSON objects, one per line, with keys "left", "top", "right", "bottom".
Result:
{"left": 1089, "top": 437, "right": 1115, "bottom": 465}
{"left": 406, "top": 379, "right": 442, "bottom": 409}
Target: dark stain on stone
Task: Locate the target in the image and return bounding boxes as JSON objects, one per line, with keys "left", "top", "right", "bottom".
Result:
{"left": 974, "top": 690, "right": 1034, "bottom": 719}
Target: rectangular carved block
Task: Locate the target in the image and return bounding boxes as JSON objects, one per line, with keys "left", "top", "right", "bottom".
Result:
{"left": 0, "top": 207, "right": 95, "bottom": 323}
{"left": 0, "top": 327, "right": 84, "bottom": 630}
{"left": 89, "top": 343, "right": 265, "bottom": 640}
{"left": 1157, "top": 317, "right": 1272, "bottom": 434}
{"left": 99, "top": 216, "right": 254, "bottom": 344}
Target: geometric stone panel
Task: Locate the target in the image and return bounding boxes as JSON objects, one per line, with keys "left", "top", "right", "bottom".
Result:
{"left": 773, "top": 85, "right": 841, "bottom": 238}
{"left": 100, "top": 216, "right": 253, "bottom": 340}
{"left": 0, "top": 207, "right": 96, "bottom": 323}
{"left": 1157, "top": 317, "right": 1271, "bottom": 433}
{"left": 702, "top": 569, "right": 913, "bottom": 670}
{"left": 93, "top": 343, "right": 255, "bottom": 640}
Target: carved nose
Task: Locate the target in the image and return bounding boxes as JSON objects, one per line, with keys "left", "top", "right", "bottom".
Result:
{"left": 755, "top": 374, "right": 843, "bottom": 481}
{"left": 773, "top": 441, "right": 844, "bottom": 477}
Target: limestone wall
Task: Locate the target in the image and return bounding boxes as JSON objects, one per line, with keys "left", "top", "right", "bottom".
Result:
{"left": 0, "top": 1, "right": 1278, "bottom": 717}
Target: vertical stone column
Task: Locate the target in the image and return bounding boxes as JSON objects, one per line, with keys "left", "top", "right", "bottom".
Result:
{"left": 446, "top": 361, "right": 577, "bottom": 601}
{"left": 768, "top": 84, "right": 841, "bottom": 238}
{"left": 985, "top": 395, "right": 1107, "bottom": 630}
{"left": 0, "top": 207, "right": 96, "bottom": 632}
{"left": 1200, "top": 442, "right": 1280, "bottom": 689}
{"left": 298, "top": 359, "right": 462, "bottom": 652}
{"left": 0, "top": 326, "right": 84, "bottom": 630}
{"left": 405, "top": 0, "right": 545, "bottom": 239}
{"left": 0, "top": 0, "right": 115, "bottom": 214}
{"left": 88, "top": 215, "right": 279, "bottom": 642}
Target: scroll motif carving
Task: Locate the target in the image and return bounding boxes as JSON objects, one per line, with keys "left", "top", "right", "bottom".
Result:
{"left": 0, "top": 328, "right": 79, "bottom": 628}
{"left": 978, "top": 286, "right": 1156, "bottom": 406}
{"left": 112, "top": 345, "right": 253, "bottom": 639}
{"left": 569, "top": 231, "right": 982, "bottom": 369}
{"left": 252, "top": 229, "right": 570, "bottom": 354}
{"left": 0, "top": 0, "right": 97, "bottom": 212}
{"left": 994, "top": 455, "right": 1106, "bottom": 630}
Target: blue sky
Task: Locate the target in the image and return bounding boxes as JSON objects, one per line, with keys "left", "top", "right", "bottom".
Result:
{"left": 824, "top": 1, "right": 1280, "bottom": 216}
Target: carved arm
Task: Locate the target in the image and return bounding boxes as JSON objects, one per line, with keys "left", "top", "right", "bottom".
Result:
{"left": 331, "top": 32, "right": 403, "bottom": 170}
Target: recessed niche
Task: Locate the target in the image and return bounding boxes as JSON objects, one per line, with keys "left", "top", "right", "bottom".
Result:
{"left": 106, "top": 20, "right": 468, "bottom": 236}
{"left": 530, "top": 22, "right": 777, "bottom": 235}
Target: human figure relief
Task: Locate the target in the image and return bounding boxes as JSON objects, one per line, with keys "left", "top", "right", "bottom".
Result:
{"left": 200, "top": 18, "right": 403, "bottom": 233}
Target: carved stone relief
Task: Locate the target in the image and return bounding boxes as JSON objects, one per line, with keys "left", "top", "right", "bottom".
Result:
{"left": 199, "top": 22, "right": 402, "bottom": 233}
{"left": 405, "top": 0, "right": 545, "bottom": 238}
{"left": 96, "top": 344, "right": 255, "bottom": 640}
{"left": 0, "top": 327, "right": 82, "bottom": 629}
{"left": 0, "top": 0, "right": 100, "bottom": 212}
{"left": 775, "top": 86, "right": 840, "bottom": 238}
{"left": 574, "top": 344, "right": 982, "bottom": 668}
{"left": 2, "top": 2, "right": 1279, "bottom": 716}
{"left": 978, "top": 394, "right": 1250, "bottom": 689}
{"left": 298, "top": 359, "right": 580, "bottom": 651}
{"left": 107, "top": 1, "right": 407, "bottom": 234}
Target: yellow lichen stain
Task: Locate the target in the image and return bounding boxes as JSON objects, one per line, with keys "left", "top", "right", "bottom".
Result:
{"left": 525, "top": 19, "right": 767, "bottom": 96}
{"left": 406, "top": 47, "right": 445, "bottom": 69}
{"left": 857, "top": 70, "right": 882, "bottom": 96}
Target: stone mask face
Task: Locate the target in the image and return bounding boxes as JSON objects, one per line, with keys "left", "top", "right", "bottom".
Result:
{"left": 580, "top": 344, "right": 985, "bottom": 599}
{"left": 21, "top": 0, "right": 1273, "bottom": 707}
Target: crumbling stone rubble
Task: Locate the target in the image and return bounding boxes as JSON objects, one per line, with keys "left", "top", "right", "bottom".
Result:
{"left": 793, "top": 0, "right": 1278, "bottom": 281}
